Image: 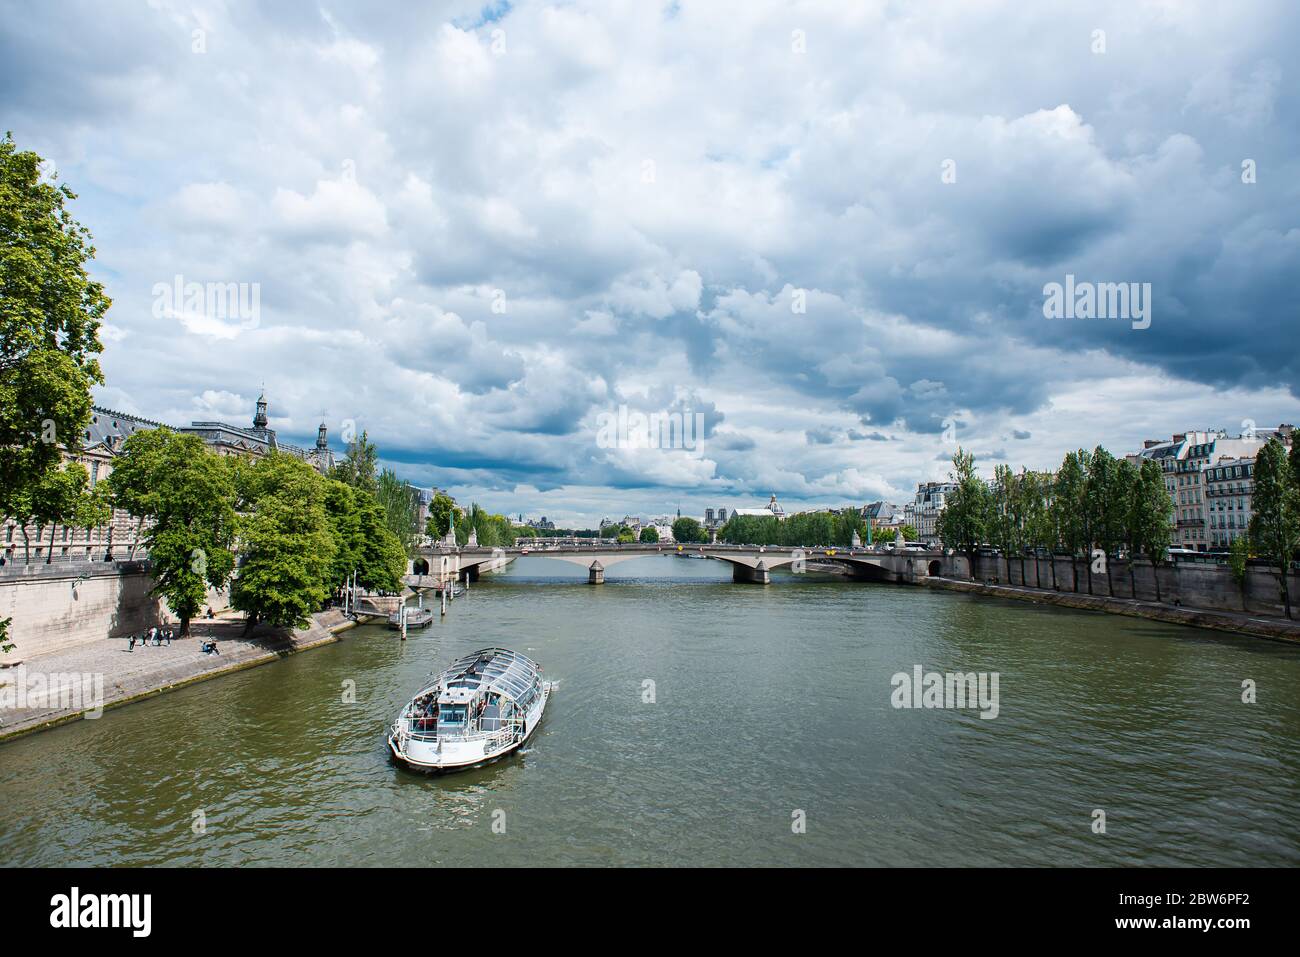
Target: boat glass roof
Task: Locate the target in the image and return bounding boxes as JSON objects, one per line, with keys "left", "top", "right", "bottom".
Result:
{"left": 425, "top": 648, "right": 540, "bottom": 704}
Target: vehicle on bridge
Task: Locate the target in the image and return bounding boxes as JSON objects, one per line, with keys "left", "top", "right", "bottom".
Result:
{"left": 388, "top": 648, "right": 552, "bottom": 773}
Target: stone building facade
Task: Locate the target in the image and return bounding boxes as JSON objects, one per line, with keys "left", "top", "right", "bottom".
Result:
{"left": 3, "top": 393, "right": 337, "bottom": 566}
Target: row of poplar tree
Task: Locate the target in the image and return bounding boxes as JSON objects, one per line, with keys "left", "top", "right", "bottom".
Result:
{"left": 936, "top": 441, "right": 1300, "bottom": 618}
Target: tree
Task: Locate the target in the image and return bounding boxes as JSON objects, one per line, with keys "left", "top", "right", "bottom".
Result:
{"left": 0, "top": 134, "right": 109, "bottom": 548}
{"left": 1052, "top": 450, "right": 1089, "bottom": 592}
{"left": 1249, "top": 439, "right": 1300, "bottom": 620}
{"left": 324, "top": 479, "right": 363, "bottom": 593}
{"left": 672, "top": 516, "right": 708, "bottom": 543}
{"left": 1111, "top": 458, "right": 1140, "bottom": 597}
{"left": 1130, "top": 458, "right": 1173, "bottom": 603}
{"left": 232, "top": 453, "right": 336, "bottom": 630}
{"left": 330, "top": 430, "right": 378, "bottom": 494}
{"left": 1022, "top": 471, "right": 1056, "bottom": 589}
{"left": 1228, "top": 535, "right": 1251, "bottom": 612}
{"left": 936, "top": 448, "right": 990, "bottom": 574}
{"left": 1083, "top": 446, "right": 1117, "bottom": 595}
{"left": 322, "top": 476, "right": 405, "bottom": 594}
{"left": 639, "top": 525, "right": 660, "bottom": 543}
{"left": 375, "top": 468, "right": 419, "bottom": 555}
{"left": 106, "top": 429, "right": 238, "bottom": 636}
{"left": 990, "top": 465, "right": 1021, "bottom": 583}
{"left": 10, "top": 459, "right": 107, "bottom": 561}
{"left": 425, "top": 491, "right": 457, "bottom": 538}
{"left": 354, "top": 494, "right": 407, "bottom": 592}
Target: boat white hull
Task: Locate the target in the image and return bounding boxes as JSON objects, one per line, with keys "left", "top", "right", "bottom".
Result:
{"left": 389, "top": 683, "right": 551, "bottom": 773}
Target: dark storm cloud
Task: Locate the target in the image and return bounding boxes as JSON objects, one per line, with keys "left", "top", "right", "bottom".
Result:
{"left": 5, "top": 0, "right": 1296, "bottom": 520}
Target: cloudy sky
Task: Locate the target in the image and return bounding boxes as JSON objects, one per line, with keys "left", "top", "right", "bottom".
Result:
{"left": 4, "top": 0, "right": 1297, "bottom": 525}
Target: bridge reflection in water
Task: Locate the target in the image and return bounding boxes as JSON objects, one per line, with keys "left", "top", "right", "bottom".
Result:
{"left": 404, "top": 542, "right": 953, "bottom": 588}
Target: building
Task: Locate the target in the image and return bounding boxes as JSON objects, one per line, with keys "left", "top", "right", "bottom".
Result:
{"left": 3, "top": 393, "right": 340, "bottom": 565}
{"left": 702, "top": 506, "right": 730, "bottom": 531}
{"left": 905, "top": 482, "right": 956, "bottom": 545}
{"left": 728, "top": 493, "right": 786, "bottom": 521}
{"left": 862, "top": 501, "right": 904, "bottom": 539}
{"left": 178, "top": 392, "right": 335, "bottom": 475}
{"left": 1130, "top": 425, "right": 1290, "bottom": 551}
{"left": 1205, "top": 457, "right": 1256, "bottom": 549}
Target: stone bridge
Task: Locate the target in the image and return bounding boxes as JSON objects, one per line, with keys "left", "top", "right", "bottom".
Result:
{"left": 404, "top": 543, "right": 951, "bottom": 587}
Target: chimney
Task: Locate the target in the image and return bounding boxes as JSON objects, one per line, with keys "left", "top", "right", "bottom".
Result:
{"left": 1172, "top": 433, "right": 1185, "bottom": 443}
{"left": 1143, "top": 439, "right": 1160, "bottom": 449}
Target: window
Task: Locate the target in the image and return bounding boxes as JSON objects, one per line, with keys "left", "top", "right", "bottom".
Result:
{"left": 438, "top": 705, "right": 467, "bottom": 730}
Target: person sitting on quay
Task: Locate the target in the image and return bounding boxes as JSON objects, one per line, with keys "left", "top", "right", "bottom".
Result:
{"left": 199, "top": 640, "right": 219, "bottom": 656}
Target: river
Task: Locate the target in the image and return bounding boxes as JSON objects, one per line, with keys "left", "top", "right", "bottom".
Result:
{"left": 1, "top": 555, "right": 1298, "bottom": 866}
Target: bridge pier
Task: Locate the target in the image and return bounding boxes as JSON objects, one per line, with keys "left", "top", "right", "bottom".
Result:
{"left": 588, "top": 560, "right": 604, "bottom": 585}
{"left": 732, "top": 560, "right": 770, "bottom": 585}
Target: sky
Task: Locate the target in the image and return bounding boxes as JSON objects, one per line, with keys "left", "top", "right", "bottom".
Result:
{"left": 3, "top": 0, "right": 1297, "bottom": 526}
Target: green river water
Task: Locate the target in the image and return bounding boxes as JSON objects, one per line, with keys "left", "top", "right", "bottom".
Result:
{"left": 1, "top": 555, "right": 1298, "bottom": 866}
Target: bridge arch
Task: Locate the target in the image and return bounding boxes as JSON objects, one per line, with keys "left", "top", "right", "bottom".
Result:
{"left": 412, "top": 557, "right": 430, "bottom": 576}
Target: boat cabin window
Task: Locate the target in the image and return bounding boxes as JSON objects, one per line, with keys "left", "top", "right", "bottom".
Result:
{"left": 438, "top": 705, "right": 468, "bottom": 730}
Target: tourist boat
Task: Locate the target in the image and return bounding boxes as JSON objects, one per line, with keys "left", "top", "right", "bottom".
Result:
{"left": 387, "top": 606, "right": 435, "bottom": 629}
{"left": 388, "top": 647, "right": 552, "bottom": 772}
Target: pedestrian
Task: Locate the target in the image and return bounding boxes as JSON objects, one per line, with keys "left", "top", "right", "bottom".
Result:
{"left": 127, "top": 635, "right": 136, "bottom": 652}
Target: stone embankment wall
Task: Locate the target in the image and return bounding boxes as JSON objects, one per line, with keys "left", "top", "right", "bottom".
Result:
{"left": 946, "top": 553, "right": 1297, "bottom": 618}
{"left": 0, "top": 560, "right": 229, "bottom": 659}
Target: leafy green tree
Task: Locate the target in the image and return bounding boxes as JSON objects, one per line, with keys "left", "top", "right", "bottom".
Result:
{"left": 10, "top": 459, "right": 107, "bottom": 561}
{"left": 324, "top": 479, "right": 363, "bottom": 591}
{"left": 1111, "top": 458, "right": 1140, "bottom": 596}
{"left": 832, "top": 510, "right": 867, "bottom": 547}
{"left": 232, "top": 453, "right": 336, "bottom": 630}
{"left": 1228, "top": 535, "right": 1251, "bottom": 611}
{"left": 1052, "top": 450, "right": 1089, "bottom": 592}
{"left": 672, "top": 516, "right": 708, "bottom": 543}
{"left": 425, "top": 491, "right": 457, "bottom": 538}
{"left": 717, "top": 513, "right": 778, "bottom": 544}
{"left": 354, "top": 494, "right": 407, "bottom": 592}
{"left": 1249, "top": 439, "right": 1300, "bottom": 619}
{"left": 1022, "top": 470, "right": 1056, "bottom": 589}
{"left": 616, "top": 528, "right": 635, "bottom": 543}
{"left": 1130, "top": 458, "right": 1173, "bottom": 603}
{"left": 330, "top": 430, "right": 378, "bottom": 494}
{"left": 990, "top": 465, "right": 1021, "bottom": 583}
{"left": 639, "top": 525, "right": 660, "bottom": 543}
{"left": 936, "top": 448, "right": 990, "bottom": 572}
{"left": 1083, "top": 446, "right": 1118, "bottom": 595}
{"left": 107, "top": 429, "right": 237, "bottom": 636}
{"left": 375, "top": 468, "right": 419, "bottom": 555}
{"left": 0, "top": 134, "right": 109, "bottom": 548}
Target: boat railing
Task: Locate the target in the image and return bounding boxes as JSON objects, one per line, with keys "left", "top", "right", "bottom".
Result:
{"left": 397, "top": 715, "right": 439, "bottom": 742}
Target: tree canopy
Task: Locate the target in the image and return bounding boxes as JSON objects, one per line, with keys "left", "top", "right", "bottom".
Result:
{"left": 107, "top": 429, "right": 237, "bottom": 635}
{"left": 0, "top": 133, "right": 109, "bottom": 558}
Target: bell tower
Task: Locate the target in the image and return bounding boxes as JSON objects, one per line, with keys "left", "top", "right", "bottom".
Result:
{"left": 253, "top": 392, "right": 269, "bottom": 430}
